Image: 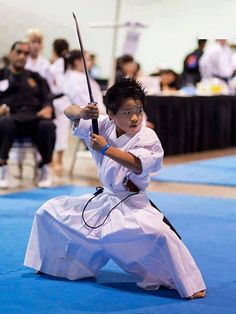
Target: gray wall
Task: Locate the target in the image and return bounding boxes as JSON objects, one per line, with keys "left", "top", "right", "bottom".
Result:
{"left": 1, "top": 0, "right": 236, "bottom": 77}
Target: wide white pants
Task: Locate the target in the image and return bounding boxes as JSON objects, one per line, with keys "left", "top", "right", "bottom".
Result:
{"left": 24, "top": 189, "right": 206, "bottom": 298}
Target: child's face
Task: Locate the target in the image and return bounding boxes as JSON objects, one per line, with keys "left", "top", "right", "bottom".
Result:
{"left": 108, "top": 98, "right": 144, "bottom": 137}
{"left": 29, "top": 37, "right": 43, "bottom": 58}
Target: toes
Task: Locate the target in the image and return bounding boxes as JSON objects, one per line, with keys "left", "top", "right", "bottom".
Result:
{"left": 187, "top": 290, "right": 206, "bottom": 300}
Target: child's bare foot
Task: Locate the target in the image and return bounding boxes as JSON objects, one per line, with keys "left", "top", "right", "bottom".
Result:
{"left": 187, "top": 290, "right": 206, "bottom": 300}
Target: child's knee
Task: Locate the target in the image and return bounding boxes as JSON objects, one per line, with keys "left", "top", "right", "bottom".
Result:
{"left": 35, "top": 203, "right": 51, "bottom": 218}
{"left": 156, "top": 224, "right": 175, "bottom": 247}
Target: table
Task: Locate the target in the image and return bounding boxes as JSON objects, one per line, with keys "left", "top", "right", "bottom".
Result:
{"left": 145, "top": 95, "right": 236, "bottom": 155}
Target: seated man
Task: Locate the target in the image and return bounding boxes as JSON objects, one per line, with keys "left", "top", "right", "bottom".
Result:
{"left": 0, "top": 41, "right": 56, "bottom": 189}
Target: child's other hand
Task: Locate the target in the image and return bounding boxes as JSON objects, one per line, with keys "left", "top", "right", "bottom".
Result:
{"left": 90, "top": 133, "right": 107, "bottom": 151}
{"left": 80, "top": 103, "right": 99, "bottom": 120}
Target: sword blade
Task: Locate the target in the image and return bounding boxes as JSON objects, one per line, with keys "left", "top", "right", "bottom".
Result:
{"left": 72, "top": 12, "right": 99, "bottom": 134}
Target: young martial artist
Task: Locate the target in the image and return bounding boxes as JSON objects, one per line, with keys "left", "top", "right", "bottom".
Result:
{"left": 24, "top": 78, "right": 206, "bottom": 299}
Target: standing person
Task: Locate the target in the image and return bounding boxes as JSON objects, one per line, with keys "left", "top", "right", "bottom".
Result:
{"left": 199, "top": 40, "right": 235, "bottom": 85}
{"left": 63, "top": 50, "right": 105, "bottom": 114}
{"left": 24, "top": 78, "right": 206, "bottom": 299}
{"left": 25, "top": 28, "right": 50, "bottom": 81}
{"left": 48, "top": 39, "right": 71, "bottom": 175}
{"left": 181, "top": 39, "right": 207, "bottom": 86}
{"left": 49, "top": 39, "right": 69, "bottom": 93}
{"left": 150, "top": 69, "right": 180, "bottom": 93}
{"left": 88, "top": 53, "right": 101, "bottom": 79}
{"left": 0, "top": 41, "right": 55, "bottom": 188}
{"left": 115, "top": 54, "right": 139, "bottom": 82}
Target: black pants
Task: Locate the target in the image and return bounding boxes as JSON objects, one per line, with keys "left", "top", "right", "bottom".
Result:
{"left": 0, "top": 116, "right": 56, "bottom": 165}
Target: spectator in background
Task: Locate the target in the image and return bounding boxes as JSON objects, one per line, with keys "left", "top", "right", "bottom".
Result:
{"left": 0, "top": 41, "right": 55, "bottom": 189}
{"left": 115, "top": 54, "right": 139, "bottom": 82}
{"left": 1, "top": 55, "right": 10, "bottom": 67}
{"left": 13, "top": 29, "right": 52, "bottom": 175}
{"left": 199, "top": 40, "right": 235, "bottom": 83}
{"left": 48, "top": 39, "right": 72, "bottom": 175}
{"left": 48, "top": 38, "right": 69, "bottom": 94}
{"left": 63, "top": 50, "right": 105, "bottom": 114}
{"left": 159, "top": 69, "right": 180, "bottom": 92}
{"left": 25, "top": 28, "right": 50, "bottom": 81}
{"left": 150, "top": 69, "right": 180, "bottom": 94}
{"left": 88, "top": 53, "right": 101, "bottom": 79}
{"left": 181, "top": 39, "right": 207, "bottom": 86}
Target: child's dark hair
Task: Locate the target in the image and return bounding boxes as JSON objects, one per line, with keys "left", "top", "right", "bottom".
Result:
{"left": 105, "top": 78, "right": 146, "bottom": 114}
{"left": 116, "top": 54, "right": 134, "bottom": 71}
{"left": 53, "top": 39, "right": 69, "bottom": 58}
{"left": 64, "top": 49, "right": 82, "bottom": 71}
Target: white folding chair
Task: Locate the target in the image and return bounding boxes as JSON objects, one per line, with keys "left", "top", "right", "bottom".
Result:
{"left": 69, "top": 138, "right": 86, "bottom": 176}
{"left": 9, "top": 137, "right": 38, "bottom": 180}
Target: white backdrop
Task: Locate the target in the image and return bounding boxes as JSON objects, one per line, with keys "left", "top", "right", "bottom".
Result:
{"left": 0, "top": 0, "right": 236, "bottom": 77}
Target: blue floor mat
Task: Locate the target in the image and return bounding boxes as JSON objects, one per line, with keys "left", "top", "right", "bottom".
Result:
{"left": 151, "top": 155, "right": 236, "bottom": 186}
{"left": 0, "top": 185, "right": 236, "bottom": 313}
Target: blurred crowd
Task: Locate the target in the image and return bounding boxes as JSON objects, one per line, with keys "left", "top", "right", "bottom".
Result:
{"left": 0, "top": 29, "right": 107, "bottom": 189}
{"left": 114, "top": 39, "right": 236, "bottom": 97}
{"left": 1, "top": 30, "right": 236, "bottom": 189}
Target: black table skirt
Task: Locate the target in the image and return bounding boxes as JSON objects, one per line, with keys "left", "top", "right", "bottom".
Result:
{"left": 145, "top": 95, "right": 236, "bottom": 156}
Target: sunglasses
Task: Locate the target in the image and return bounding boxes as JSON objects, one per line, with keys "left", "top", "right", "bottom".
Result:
{"left": 15, "top": 49, "right": 29, "bottom": 56}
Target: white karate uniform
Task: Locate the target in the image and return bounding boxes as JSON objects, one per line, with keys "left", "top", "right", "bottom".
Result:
{"left": 199, "top": 41, "right": 235, "bottom": 79}
{"left": 24, "top": 116, "right": 206, "bottom": 298}
{"left": 25, "top": 55, "right": 51, "bottom": 81}
{"left": 48, "top": 58, "right": 71, "bottom": 151}
{"left": 63, "top": 70, "right": 106, "bottom": 114}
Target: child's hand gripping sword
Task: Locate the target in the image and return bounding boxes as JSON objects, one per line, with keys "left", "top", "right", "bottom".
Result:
{"left": 72, "top": 12, "right": 99, "bottom": 135}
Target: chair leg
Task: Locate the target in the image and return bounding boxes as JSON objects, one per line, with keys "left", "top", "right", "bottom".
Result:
{"left": 69, "top": 138, "right": 81, "bottom": 177}
{"left": 33, "top": 149, "right": 38, "bottom": 183}
{"left": 13, "top": 163, "right": 23, "bottom": 180}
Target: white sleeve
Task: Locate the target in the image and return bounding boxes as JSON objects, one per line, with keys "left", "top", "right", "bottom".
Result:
{"left": 72, "top": 119, "right": 92, "bottom": 140}
{"left": 128, "top": 140, "right": 164, "bottom": 177}
{"left": 126, "top": 130, "right": 164, "bottom": 191}
{"left": 72, "top": 115, "right": 108, "bottom": 140}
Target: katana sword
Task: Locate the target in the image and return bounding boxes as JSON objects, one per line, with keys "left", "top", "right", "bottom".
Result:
{"left": 72, "top": 12, "right": 99, "bottom": 135}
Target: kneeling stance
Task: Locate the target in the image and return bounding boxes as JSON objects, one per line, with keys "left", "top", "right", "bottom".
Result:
{"left": 24, "top": 78, "right": 206, "bottom": 299}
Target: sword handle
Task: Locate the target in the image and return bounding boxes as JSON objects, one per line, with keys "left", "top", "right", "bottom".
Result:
{"left": 92, "top": 119, "right": 99, "bottom": 135}
{"left": 89, "top": 101, "right": 99, "bottom": 135}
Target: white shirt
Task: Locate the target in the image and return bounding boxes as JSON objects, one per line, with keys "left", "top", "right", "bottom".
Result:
{"left": 48, "top": 58, "right": 65, "bottom": 94}
{"left": 64, "top": 69, "right": 106, "bottom": 114}
{"left": 25, "top": 55, "right": 50, "bottom": 81}
{"left": 199, "top": 42, "right": 235, "bottom": 79}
